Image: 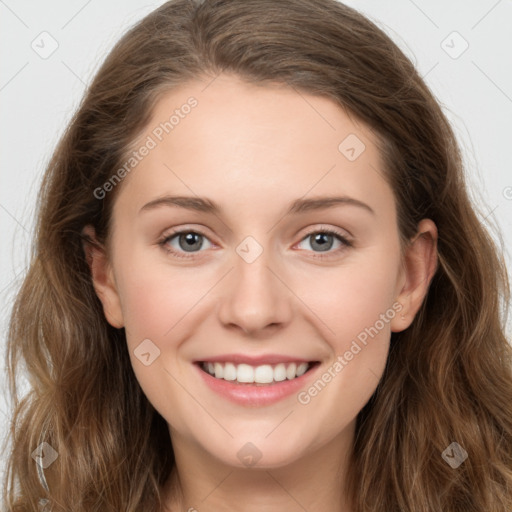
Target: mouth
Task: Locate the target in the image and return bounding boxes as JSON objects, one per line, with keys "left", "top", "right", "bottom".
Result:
{"left": 196, "top": 360, "right": 320, "bottom": 386}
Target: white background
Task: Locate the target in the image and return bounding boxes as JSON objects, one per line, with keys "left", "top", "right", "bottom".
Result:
{"left": 1, "top": 0, "right": 511, "bottom": 485}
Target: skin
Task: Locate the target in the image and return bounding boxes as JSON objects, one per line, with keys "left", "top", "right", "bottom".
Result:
{"left": 83, "top": 73, "right": 438, "bottom": 512}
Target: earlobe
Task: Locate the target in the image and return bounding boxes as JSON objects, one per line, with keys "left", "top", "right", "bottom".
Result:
{"left": 390, "top": 219, "right": 438, "bottom": 333}
{"left": 81, "top": 225, "right": 125, "bottom": 329}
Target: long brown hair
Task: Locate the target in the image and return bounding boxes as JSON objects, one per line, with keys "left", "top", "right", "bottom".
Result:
{"left": 3, "top": 0, "right": 512, "bottom": 510}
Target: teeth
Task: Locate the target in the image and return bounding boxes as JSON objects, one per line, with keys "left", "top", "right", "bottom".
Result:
{"left": 237, "top": 364, "right": 254, "bottom": 383}
{"left": 296, "top": 362, "right": 308, "bottom": 377}
{"left": 273, "top": 363, "right": 287, "bottom": 382}
{"left": 223, "top": 363, "right": 237, "bottom": 381}
{"left": 214, "top": 362, "right": 224, "bottom": 379}
{"left": 286, "top": 363, "right": 296, "bottom": 380}
{"left": 201, "top": 361, "right": 312, "bottom": 384}
{"left": 254, "top": 365, "right": 273, "bottom": 383}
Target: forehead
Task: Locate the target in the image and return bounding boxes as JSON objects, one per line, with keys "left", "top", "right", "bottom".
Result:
{"left": 112, "top": 73, "right": 395, "bottom": 223}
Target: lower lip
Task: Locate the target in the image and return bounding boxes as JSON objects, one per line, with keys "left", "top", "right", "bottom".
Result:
{"left": 194, "top": 363, "right": 320, "bottom": 407}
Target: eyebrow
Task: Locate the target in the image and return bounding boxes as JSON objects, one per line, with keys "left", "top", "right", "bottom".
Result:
{"left": 139, "top": 195, "right": 375, "bottom": 216}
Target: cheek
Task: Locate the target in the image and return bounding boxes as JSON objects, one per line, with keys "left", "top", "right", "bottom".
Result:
{"left": 116, "top": 260, "right": 215, "bottom": 424}
{"left": 293, "top": 248, "right": 399, "bottom": 415}
{"left": 304, "top": 270, "right": 393, "bottom": 363}
{"left": 297, "top": 245, "right": 400, "bottom": 343}
{"left": 117, "top": 256, "right": 210, "bottom": 342}
{"left": 115, "top": 257, "right": 218, "bottom": 396}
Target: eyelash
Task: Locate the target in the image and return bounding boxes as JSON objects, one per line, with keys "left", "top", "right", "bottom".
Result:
{"left": 157, "top": 226, "right": 353, "bottom": 260}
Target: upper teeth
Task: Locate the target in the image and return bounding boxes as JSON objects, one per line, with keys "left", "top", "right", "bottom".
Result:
{"left": 202, "top": 362, "right": 310, "bottom": 384}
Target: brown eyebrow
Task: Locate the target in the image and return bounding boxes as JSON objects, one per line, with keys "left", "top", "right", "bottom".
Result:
{"left": 139, "top": 195, "right": 375, "bottom": 216}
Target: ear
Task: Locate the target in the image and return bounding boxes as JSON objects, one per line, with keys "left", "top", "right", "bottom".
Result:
{"left": 390, "top": 218, "right": 438, "bottom": 332}
{"left": 81, "top": 225, "right": 124, "bottom": 328}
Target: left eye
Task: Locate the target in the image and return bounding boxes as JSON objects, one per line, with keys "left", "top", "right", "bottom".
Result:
{"left": 297, "top": 230, "right": 350, "bottom": 253}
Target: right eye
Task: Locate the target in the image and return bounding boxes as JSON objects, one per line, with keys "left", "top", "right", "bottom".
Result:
{"left": 158, "top": 229, "right": 214, "bottom": 259}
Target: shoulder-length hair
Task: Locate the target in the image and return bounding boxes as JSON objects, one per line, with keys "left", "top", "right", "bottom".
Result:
{"left": 3, "top": 0, "right": 512, "bottom": 510}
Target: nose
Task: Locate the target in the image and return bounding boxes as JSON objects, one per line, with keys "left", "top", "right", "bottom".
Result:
{"left": 217, "top": 248, "right": 294, "bottom": 337}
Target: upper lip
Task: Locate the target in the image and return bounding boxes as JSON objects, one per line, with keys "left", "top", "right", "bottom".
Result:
{"left": 195, "top": 354, "right": 317, "bottom": 365}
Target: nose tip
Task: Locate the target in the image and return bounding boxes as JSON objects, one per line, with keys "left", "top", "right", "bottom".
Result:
{"left": 217, "top": 255, "right": 293, "bottom": 337}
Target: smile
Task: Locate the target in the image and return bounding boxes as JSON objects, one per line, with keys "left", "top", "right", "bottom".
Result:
{"left": 199, "top": 361, "right": 315, "bottom": 385}
{"left": 193, "top": 353, "right": 321, "bottom": 406}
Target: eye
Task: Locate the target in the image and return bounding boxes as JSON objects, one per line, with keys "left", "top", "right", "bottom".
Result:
{"left": 158, "top": 229, "right": 213, "bottom": 259}
{"left": 296, "top": 227, "right": 352, "bottom": 258}
{"left": 158, "top": 226, "right": 352, "bottom": 260}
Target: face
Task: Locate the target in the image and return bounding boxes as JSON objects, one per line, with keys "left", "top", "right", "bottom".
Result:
{"left": 85, "top": 73, "right": 437, "bottom": 471}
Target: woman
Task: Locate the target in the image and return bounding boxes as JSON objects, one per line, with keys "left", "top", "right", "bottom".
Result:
{"left": 3, "top": 0, "right": 512, "bottom": 510}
